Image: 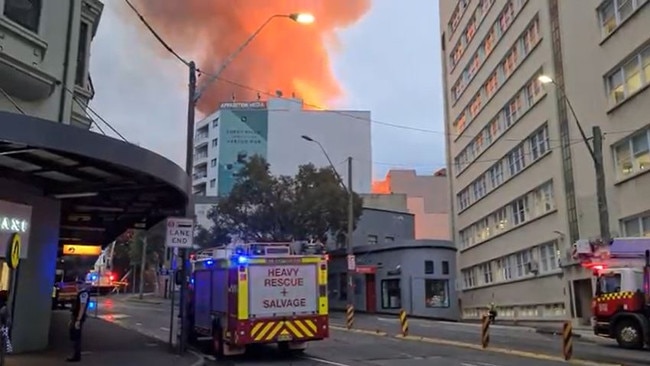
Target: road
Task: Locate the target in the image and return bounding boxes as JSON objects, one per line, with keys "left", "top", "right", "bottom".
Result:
{"left": 94, "top": 295, "right": 645, "bottom": 365}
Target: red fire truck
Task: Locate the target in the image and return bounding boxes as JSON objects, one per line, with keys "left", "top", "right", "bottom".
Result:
{"left": 576, "top": 237, "right": 650, "bottom": 349}
{"left": 188, "top": 242, "right": 329, "bottom": 357}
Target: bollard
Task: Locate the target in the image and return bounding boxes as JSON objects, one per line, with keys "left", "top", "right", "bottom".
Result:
{"left": 399, "top": 309, "right": 409, "bottom": 337}
{"left": 481, "top": 315, "right": 490, "bottom": 348}
{"left": 562, "top": 321, "right": 573, "bottom": 360}
{"left": 346, "top": 304, "right": 354, "bottom": 329}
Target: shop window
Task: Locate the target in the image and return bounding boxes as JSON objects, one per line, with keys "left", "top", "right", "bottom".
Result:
{"left": 381, "top": 279, "right": 401, "bottom": 309}
{"left": 425, "top": 260, "right": 434, "bottom": 274}
{"left": 425, "top": 279, "right": 450, "bottom": 308}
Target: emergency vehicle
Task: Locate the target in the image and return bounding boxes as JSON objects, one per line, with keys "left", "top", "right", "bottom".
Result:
{"left": 85, "top": 242, "right": 116, "bottom": 294}
{"left": 575, "top": 237, "right": 650, "bottom": 349}
{"left": 188, "top": 242, "right": 329, "bottom": 357}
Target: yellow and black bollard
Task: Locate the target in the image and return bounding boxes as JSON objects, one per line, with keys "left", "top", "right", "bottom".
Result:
{"left": 481, "top": 315, "right": 490, "bottom": 348}
{"left": 399, "top": 309, "right": 409, "bottom": 337}
{"left": 562, "top": 321, "right": 573, "bottom": 361}
{"left": 346, "top": 304, "right": 354, "bottom": 329}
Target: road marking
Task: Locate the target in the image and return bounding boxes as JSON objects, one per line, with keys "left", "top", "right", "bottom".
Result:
{"left": 302, "top": 356, "right": 353, "bottom": 366}
{"left": 328, "top": 325, "right": 621, "bottom": 366}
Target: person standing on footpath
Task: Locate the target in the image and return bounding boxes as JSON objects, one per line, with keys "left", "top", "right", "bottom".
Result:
{"left": 67, "top": 281, "right": 90, "bottom": 362}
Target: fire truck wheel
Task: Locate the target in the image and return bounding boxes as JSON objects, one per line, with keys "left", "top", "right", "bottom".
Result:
{"left": 614, "top": 319, "right": 644, "bottom": 349}
{"left": 211, "top": 323, "right": 224, "bottom": 358}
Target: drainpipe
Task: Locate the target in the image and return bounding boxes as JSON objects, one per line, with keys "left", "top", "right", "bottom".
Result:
{"left": 58, "top": 0, "right": 76, "bottom": 123}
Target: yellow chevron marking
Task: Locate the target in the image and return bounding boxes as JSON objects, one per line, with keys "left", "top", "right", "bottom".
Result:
{"left": 251, "top": 322, "right": 264, "bottom": 336}
{"left": 294, "top": 320, "right": 314, "bottom": 337}
{"left": 285, "top": 321, "right": 304, "bottom": 338}
{"left": 254, "top": 321, "right": 276, "bottom": 341}
{"left": 303, "top": 319, "right": 317, "bottom": 333}
{"left": 265, "top": 322, "right": 284, "bottom": 341}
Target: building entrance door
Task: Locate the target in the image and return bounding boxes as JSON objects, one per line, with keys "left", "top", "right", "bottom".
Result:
{"left": 365, "top": 274, "right": 376, "bottom": 313}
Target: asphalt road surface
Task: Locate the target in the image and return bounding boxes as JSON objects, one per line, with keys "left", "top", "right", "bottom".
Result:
{"left": 327, "top": 312, "right": 649, "bottom": 366}
{"left": 95, "top": 295, "right": 646, "bottom": 365}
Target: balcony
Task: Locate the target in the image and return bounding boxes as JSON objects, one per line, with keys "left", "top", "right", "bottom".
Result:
{"left": 0, "top": 16, "right": 57, "bottom": 101}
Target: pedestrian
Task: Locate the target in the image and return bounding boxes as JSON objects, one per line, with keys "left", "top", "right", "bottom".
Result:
{"left": 67, "top": 281, "right": 90, "bottom": 362}
{"left": 0, "top": 290, "right": 12, "bottom": 354}
{"left": 488, "top": 301, "right": 498, "bottom": 324}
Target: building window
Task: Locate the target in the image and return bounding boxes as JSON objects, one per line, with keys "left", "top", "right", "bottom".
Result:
{"left": 622, "top": 214, "right": 650, "bottom": 236}
{"left": 367, "top": 235, "right": 378, "bottom": 245}
{"left": 613, "top": 128, "right": 650, "bottom": 179}
{"left": 458, "top": 189, "right": 470, "bottom": 210}
{"left": 385, "top": 236, "right": 395, "bottom": 243}
{"left": 425, "top": 260, "right": 434, "bottom": 274}
{"left": 212, "top": 118, "right": 219, "bottom": 128}
{"left": 488, "top": 161, "right": 504, "bottom": 188}
{"left": 493, "top": 208, "right": 508, "bottom": 232}
{"left": 539, "top": 241, "right": 559, "bottom": 272}
{"left": 511, "top": 197, "right": 528, "bottom": 226}
{"left": 480, "top": 262, "right": 493, "bottom": 284}
{"left": 210, "top": 159, "right": 217, "bottom": 167}
{"left": 529, "top": 125, "right": 550, "bottom": 160}
{"left": 472, "top": 175, "right": 487, "bottom": 200}
{"left": 212, "top": 138, "right": 218, "bottom": 147}
{"left": 3, "top": 0, "right": 42, "bottom": 33}
{"left": 75, "top": 21, "right": 90, "bottom": 87}
{"left": 462, "top": 268, "right": 477, "bottom": 289}
{"left": 442, "top": 261, "right": 450, "bottom": 275}
{"left": 598, "top": 0, "right": 646, "bottom": 37}
{"left": 381, "top": 279, "right": 401, "bottom": 309}
{"left": 209, "top": 179, "right": 215, "bottom": 188}
{"left": 507, "top": 145, "right": 525, "bottom": 176}
{"left": 425, "top": 279, "right": 449, "bottom": 308}
{"left": 607, "top": 45, "right": 650, "bottom": 104}
{"left": 533, "top": 182, "right": 555, "bottom": 215}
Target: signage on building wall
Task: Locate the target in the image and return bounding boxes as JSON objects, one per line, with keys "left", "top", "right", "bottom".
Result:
{"left": 217, "top": 109, "right": 269, "bottom": 196}
{"left": 0, "top": 200, "right": 32, "bottom": 260}
{"left": 219, "top": 101, "right": 267, "bottom": 109}
{"left": 6, "top": 233, "right": 20, "bottom": 269}
{"left": 62, "top": 244, "right": 102, "bottom": 256}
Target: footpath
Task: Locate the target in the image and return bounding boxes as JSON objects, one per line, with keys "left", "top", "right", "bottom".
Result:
{"left": 6, "top": 310, "right": 204, "bottom": 366}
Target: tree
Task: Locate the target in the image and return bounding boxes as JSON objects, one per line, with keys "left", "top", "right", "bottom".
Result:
{"left": 194, "top": 223, "right": 230, "bottom": 248}
{"left": 204, "top": 155, "right": 363, "bottom": 244}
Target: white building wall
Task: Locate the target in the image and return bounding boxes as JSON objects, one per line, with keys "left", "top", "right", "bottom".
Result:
{"left": 267, "top": 108, "right": 372, "bottom": 194}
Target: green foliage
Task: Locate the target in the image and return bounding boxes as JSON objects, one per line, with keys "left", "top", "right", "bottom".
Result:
{"left": 204, "top": 155, "right": 363, "bottom": 244}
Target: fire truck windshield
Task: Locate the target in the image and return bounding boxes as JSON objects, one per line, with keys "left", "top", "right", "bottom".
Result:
{"left": 597, "top": 272, "right": 621, "bottom": 295}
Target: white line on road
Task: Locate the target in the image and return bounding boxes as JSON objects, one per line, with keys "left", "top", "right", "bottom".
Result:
{"left": 302, "top": 356, "right": 353, "bottom": 366}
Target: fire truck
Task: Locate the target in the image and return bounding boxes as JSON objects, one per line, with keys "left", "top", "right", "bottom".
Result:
{"left": 575, "top": 237, "right": 650, "bottom": 349}
{"left": 188, "top": 242, "right": 329, "bottom": 357}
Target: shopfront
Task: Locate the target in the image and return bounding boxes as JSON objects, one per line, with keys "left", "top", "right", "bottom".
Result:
{"left": 0, "top": 200, "right": 32, "bottom": 308}
{"left": 328, "top": 240, "right": 460, "bottom": 321}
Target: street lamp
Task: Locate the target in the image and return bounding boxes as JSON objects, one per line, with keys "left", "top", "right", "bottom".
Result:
{"left": 301, "top": 135, "right": 356, "bottom": 327}
{"left": 177, "top": 12, "right": 314, "bottom": 353}
{"left": 537, "top": 75, "right": 610, "bottom": 242}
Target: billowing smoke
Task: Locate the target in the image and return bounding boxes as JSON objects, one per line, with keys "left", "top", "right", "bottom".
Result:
{"left": 129, "top": 0, "right": 371, "bottom": 113}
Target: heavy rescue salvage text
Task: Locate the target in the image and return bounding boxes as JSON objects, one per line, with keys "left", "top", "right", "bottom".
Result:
{"left": 262, "top": 267, "right": 307, "bottom": 309}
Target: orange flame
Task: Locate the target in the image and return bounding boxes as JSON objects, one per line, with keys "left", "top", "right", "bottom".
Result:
{"left": 371, "top": 176, "right": 391, "bottom": 194}
{"left": 129, "top": 0, "right": 371, "bottom": 114}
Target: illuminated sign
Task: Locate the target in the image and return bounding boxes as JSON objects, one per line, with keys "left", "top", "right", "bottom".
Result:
{"left": 0, "top": 216, "right": 28, "bottom": 233}
{"left": 219, "top": 101, "right": 267, "bottom": 109}
{"left": 63, "top": 244, "right": 102, "bottom": 256}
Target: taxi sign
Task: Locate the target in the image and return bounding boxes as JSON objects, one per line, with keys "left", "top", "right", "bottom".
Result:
{"left": 6, "top": 233, "right": 20, "bottom": 269}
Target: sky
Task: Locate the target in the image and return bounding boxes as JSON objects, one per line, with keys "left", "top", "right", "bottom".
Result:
{"left": 89, "top": 0, "right": 446, "bottom": 180}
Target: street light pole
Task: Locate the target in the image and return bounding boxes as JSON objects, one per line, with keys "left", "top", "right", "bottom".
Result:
{"left": 301, "top": 135, "right": 356, "bottom": 315}
{"left": 538, "top": 75, "right": 610, "bottom": 241}
{"left": 178, "top": 14, "right": 314, "bottom": 353}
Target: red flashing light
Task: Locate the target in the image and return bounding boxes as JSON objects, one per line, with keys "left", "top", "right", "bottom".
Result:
{"left": 323, "top": 254, "right": 330, "bottom": 261}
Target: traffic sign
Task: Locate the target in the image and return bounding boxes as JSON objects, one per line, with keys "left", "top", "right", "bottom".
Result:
{"left": 347, "top": 254, "right": 356, "bottom": 271}
{"left": 165, "top": 217, "right": 194, "bottom": 248}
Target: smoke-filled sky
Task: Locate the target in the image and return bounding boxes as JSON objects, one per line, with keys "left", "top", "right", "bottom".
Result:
{"left": 89, "top": 0, "right": 445, "bottom": 179}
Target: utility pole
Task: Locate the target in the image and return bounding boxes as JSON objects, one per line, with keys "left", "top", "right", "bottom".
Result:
{"left": 346, "top": 157, "right": 355, "bottom": 311}
{"left": 138, "top": 234, "right": 148, "bottom": 300}
{"left": 178, "top": 60, "right": 197, "bottom": 354}
{"left": 592, "top": 126, "right": 610, "bottom": 241}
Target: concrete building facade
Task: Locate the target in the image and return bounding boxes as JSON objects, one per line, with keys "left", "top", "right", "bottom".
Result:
{"left": 0, "top": 0, "right": 102, "bottom": 127}
{"left": 440, "top": 0, "right": 650, "bottom": 323}
{"left": 327, "top": 204, "right": 459, "bottom": 321}
{"left": 192, "top": 98, "right": 372, "bottom": 197}
{"left": 372, "top": 169, "right": 450, "bottom": 240}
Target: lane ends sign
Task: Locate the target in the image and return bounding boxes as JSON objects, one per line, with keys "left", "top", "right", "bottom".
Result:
{"left": 165, "top": 217, "right": 194, "bottom": 249}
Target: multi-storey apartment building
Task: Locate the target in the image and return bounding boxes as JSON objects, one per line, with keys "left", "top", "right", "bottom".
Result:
{"left": 0, "top": 0, "right": 102, "bottom": 126}
{"left": 440, "top": 0, "right": 650, "bottom": 323}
